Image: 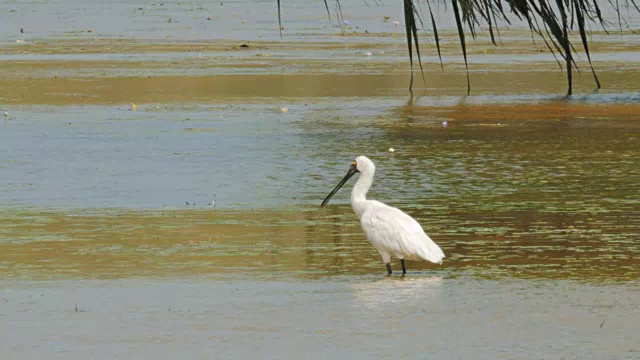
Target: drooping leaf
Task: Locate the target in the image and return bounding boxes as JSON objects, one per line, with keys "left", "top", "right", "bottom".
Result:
{"left": 451, "top": 0, "right": 471, "bottom": 95}
{"left": 403, "top": 0, "right": 415, "bottom": 90}
{"left": 403, "top": 0, "right": 426, "bottom": 91}
{"left": 554, "top": 0, "right": 573, "bottom": 95}
{"left": 277, "top": 0, "right": 283, "bottom": 38}
{"left": 410, "top": 3, "right": 427, "bottom": 84}
{"left": 323, "top": 0, "right": 331, "bottom": 22}
{"left": 274, "top": 0, "right": 639, "bottom": 95}
{"left": 575, "top": 0, "right": 601, "bottom": 88}
{"left": 336, "top": 0, "right": 345, "bottom": 31}
{"left": 427, "top": 0, "right": 444, "bottom": 69}
{"left": 483, "top": 0, "right": 497, "bottom": 45}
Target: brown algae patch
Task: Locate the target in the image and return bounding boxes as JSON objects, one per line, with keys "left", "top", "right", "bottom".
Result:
{"left": 2, "top": 69, "right": 639, "bottom": 105}
{"left": 3, "top": 31, "right": 638, "bottom": 55}
{"left": 1, "top": 31, "right": 639, "bottom": 104}
{"left": 1, "top": 208, "right": 638, "bottom": 281}
{"left": 392, "top": 102, "right": 640, "bottom": 124}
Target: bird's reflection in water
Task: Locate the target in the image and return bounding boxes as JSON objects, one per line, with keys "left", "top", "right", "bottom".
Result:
{"left": 352, "top": 275, "right": 444, "bottom": 309}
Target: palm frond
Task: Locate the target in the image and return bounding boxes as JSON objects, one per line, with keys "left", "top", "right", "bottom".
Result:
{"left": 575, "top": 0, "right": 602, "bottom": 88}
{"left": 287, "top": 0, "right": 640, "bottom": 95}
{"left": 427, "top": 0, "right": 444, "bottom": 69}
{"left": 403, "top": 0, "right": 426, "bottom": 91}
{"left": 451, "top": 0, "right": 471, "bottom": 95}
{"left": 277, "top": 0, "right": 283, "bottom": 38}
{"left": 483, "top": 0, "right": 497, "bottom": 45}
{"left": 323, "top": 0, "right": 332, "bottom": 22}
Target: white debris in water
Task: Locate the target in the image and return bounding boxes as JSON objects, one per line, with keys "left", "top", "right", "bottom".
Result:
{"left": 442, "top": 121, "right": 448, "bottom": 127}
{"left": 388, "top": 147, "right": 395, "bottom": 153}
{"left": 365, "top": 52, "right": 373, "bottom": 56}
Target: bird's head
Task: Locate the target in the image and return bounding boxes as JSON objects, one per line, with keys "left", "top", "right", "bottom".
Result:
{"left": 354, "top": 156, "right": 375, "bottom": 176}
{"left": 320, "top": 156, "right": 375, "bottom": 207}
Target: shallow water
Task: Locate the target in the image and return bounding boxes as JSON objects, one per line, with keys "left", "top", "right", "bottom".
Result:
{"left": 2, "top": 99, "right": 640, "bottom": 211}
{"left": 1, "top": 0, "right": 640, "bottom": 358}
{"left": 1, "top": 205, "right": 639, "bottom": 281}
{"left": 1, "top": 278, "right": 639, "bottom": 359}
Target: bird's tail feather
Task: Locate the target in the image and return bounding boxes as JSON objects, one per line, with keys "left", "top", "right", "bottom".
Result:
{"left": 420, "top": 239, "right": 445, "bottom": 264}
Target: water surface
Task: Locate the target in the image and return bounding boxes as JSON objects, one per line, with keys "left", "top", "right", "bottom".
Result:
{"left": 1, "top": 1, "right": 639, "bottom": 358}
{"left": 2, "top": 278, "right": 638, "bottom": 359}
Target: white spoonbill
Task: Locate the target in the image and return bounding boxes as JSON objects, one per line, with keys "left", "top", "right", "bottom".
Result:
{"left": 321, "top": 156, "right": 445, "bottom": 275}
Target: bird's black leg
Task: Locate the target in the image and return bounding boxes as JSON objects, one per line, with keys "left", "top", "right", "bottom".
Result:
{"left": 401, "top": 259, "right": 407, "bottom": 275}
{"left": 386, "top": 263, "right": 392, "bottom": 275}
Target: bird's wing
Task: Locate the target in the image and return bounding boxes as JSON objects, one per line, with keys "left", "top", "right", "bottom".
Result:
{"left": 361, "top": 202, "right": 444, "bottom": 263}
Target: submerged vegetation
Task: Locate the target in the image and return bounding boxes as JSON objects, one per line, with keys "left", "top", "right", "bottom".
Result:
{"left": 276, "top": 0, "right": 640, "bottom": 95}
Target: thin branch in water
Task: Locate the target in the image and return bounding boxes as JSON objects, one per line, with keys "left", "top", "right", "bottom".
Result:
{"left": 277, "top": 0, "right": 283, "bottom": 38}
{"left": 533, "top": 15, "right": 564, "bottom": 69}
{"left": 410, "top": 2, "right": 427, "bottom": 85}
{"left": 555, "top": 0, "right": 573, "bottom": 95}
{"left": 490, "top": 3, "right": 502, "bottom": 44}
{"left": 616, "top": 0, "right": 623, "bottom": 31}
{"left": 575, "top": 0, "right": 602, "bottom": 88}
{"left": 427, "top": 0, "right": 444, "bottom": 70}
{"left": 336, "top": 0, "right": 343, "bottom": 17}
{"left": 591, "top": 1, "right": 609, "bottom": 32}
{"left": 336, "top": 0, "right": 345, "bottom": 32}
{"left": 483, "top": 0, "right": 497, "bottom": 45}
{"left": 451, "top": 0, "right": 471, "bottom": 95}
{"left": 272, "top": 0, "right": 639, "bottom": 94}
{"left": 404, "top": 0, "right": 416, "bottom": 91}
{"left": 323, "top": 0, "right": 332, "bottom": 22}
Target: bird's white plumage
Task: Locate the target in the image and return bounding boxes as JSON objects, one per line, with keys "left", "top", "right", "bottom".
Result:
{"left": 360, "top": 200, "right": 444, "bottom": 264}
{"left": 350, "top": 156, "right": 445, "bottom": 266}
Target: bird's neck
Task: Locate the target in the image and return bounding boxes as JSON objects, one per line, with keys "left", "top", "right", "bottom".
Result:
{"left": 351, "top": 171, "right": 373, "bottom": 218}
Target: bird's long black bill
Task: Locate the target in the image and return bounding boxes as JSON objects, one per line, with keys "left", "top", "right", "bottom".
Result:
{"left": 320, "top": 165, "right": 358, "bottom": 207}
